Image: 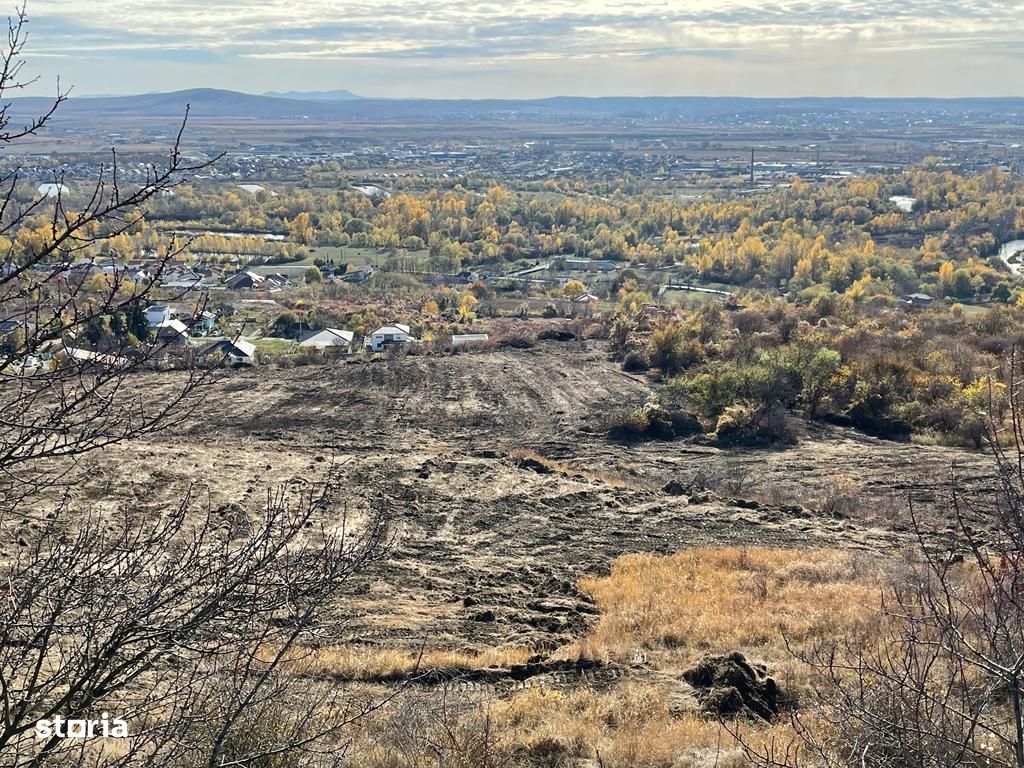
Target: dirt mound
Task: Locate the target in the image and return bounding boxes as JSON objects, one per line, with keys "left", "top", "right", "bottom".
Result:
{"left": 516, "top": 456, "right": 553, "bottom": 474}
{"left": 537, "top": 328, "right": 577, "bottom": 342}
{"left": 682, "top": 651, "right": 780, "bottom": 721}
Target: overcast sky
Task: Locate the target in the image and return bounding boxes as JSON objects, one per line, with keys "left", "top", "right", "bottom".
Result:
{"left": 19, "top": 0, "right": 1024, "bottom": 98}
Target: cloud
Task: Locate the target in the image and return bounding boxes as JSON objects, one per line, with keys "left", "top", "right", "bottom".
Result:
{"left": 18, "top": 0, "right": 1024, "bottom": 96}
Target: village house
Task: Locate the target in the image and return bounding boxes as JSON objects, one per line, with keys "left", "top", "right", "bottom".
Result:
{"left": 224, "top": 271, "right": 265, "bottom": 290}
{"left": 160, "top": 268, "right": 204, "bottom": 290}
{"left": 263, "top": 273, "right": 291, "bottom": 291}
{"left": 298, "top": 328, "right": 355, "bottom": 352}
{"left": 128, "top": 266, "right": 152, "bottom": 283}
{"left": 146, "top": 304, "right": 172, "bottom": 327}
{"left": 431, "top": 270, "right": 484, "bottom": 287}
{"left": 199, "top": 338, "right": 257, "bottom": 366}
{"left": 0, "top": 317, "right": 30, "bottom": 338}
{"left": 58, "top": 346, "right": 124, "bottom": 369}
{"left": 341, "top": 264, "right": 375, "bottom": 283}
{"left": 901, "top": 292, "right": 935, "bottom": 307}
{"left": 153, "top": 318, "right": 190, "bottom": 345}
{"left": 366, "top": 323, "right": 414, "bottom": 353}
{"left": 567, "top": 291, "right": 600, "bottom": 318}
{"left": 183, "top": 311, "right": 217, "bottom": 336}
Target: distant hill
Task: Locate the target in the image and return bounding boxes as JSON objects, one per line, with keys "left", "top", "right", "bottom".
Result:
{"left": 8, "top": 89, "right": 1024, "bottom": 124}
{"left": 262, "top": 89, "right": 362, "bottom": 101}
{"left": 8, "top": 88, "right": 341, "bottom": 121}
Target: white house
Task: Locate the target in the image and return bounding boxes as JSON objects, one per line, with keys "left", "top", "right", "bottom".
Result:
{"left": 146, "top": 304, "right": 171, "bottom": 327}
{"left": 366, "top": 323, "right": 414, "bottom": 352}
{"left": 200, "top": 338, "right": 257, "bottom": 366}
{"left": 298, "top": 328, "right": 355, "bottom": 352}
{"left": 452, "top": 333, "right": 489, "bottom": 348}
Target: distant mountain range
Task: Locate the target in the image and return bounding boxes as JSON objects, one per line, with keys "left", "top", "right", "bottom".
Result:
{"left": 8, "top": 88, "right": 1024, "bottom": 123}
{"left": 261, "top": 89, "right": 362, "bottom": 101}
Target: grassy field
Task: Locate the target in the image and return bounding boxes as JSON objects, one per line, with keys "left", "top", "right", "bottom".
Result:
{"left": 333, "top": 546, "right": 885, "bottom": 768}
{"left": 310, "top": 246, "right": 432, "bottom": 271}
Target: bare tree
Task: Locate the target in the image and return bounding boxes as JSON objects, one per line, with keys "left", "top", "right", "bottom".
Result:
{"left": 738, "top": 355, "right": 1024, "bottom": 768}
{"left": 0, "top": 7, "right": 392, "bottom": 766}
{"left": 0, "top": 5, "right": 219, "bottom": 515}
{"left": 1, "top": 475, "right": 390, "bottom": 767}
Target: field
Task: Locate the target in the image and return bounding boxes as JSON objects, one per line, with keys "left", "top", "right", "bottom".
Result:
{"left": 35, "top": 339, "right": 996, "bottom": 764}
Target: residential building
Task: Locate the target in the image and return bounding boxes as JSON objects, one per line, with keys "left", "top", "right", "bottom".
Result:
{"left": 200, "top": 338, "right": 257, "bottom": 366}
{"left": 366, "top": 323, "right": 414, "bottom": 352}
{"left": 298, "top": 328, "right": 355, "bottom": 352}
{"left": 342, "top": 265, "right": 375, "bottom": 283}
{"left": 146, "top": 304, "right": 172, "bottom": 327}
{"left": 224, "top": 271, "right": 265, "bottom": 290}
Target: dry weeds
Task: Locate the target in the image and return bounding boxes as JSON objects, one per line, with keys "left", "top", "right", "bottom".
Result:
{"left": 336, "top": 546, "right": 887, "bottom": 767}
{"left": 570, "top": 547, "right": 884, "bottom": 664}
{"left": 282, "top": 645, "right": 535, "bottom": 681}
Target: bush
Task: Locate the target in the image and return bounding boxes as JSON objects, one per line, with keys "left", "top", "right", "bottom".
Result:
{"left": 844, "top": 378, "right": 913, "bottom": 439}
{"left": 537, "top": 327, "right": 577, "bottom": 342}
{"left": 675, "top": 365, "right": 746, "bottom": 417}
{"left": 713, "top": 402, "right": 794, "bottom": 446}
{"left": 497, "top": 332, "right": 536, "bottom": 349}
{"left": 622, "top": 350, "right": 649, "bottom": 372}
{"left": 606, "top": 399, "right": 703, "bottom": 443}
{"left": 606, "top": 409, "right": 651, "bottom": 442}
{"left": 647, "top": 321, "right": 703, "bottom": 374}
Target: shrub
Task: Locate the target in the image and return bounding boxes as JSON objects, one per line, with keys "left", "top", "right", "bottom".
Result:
{"left": 606, "top": 409, "right": 652, "bottom": 443}
{"left": 606, "top": 399, "right": 703, "bottom": 443}
{"left": 622, "top": 350, "right": 649, "bottom": 372}
{"left": 647, "top": 321, "right": 703, "bottom": 374}
{"left": 675, "top": 365, "right": 746, "bottom": 417}
{"left": 537, "top": 327, "right": 577, "bottom": 342}
{"left": 497, "top": 332, "right": 536, "bottom": 349}
{"left": 844, "top": 377, "right": 913, "bottom": 439}
{"left": 713, "top": 402, "right": 794, "bottom": 446}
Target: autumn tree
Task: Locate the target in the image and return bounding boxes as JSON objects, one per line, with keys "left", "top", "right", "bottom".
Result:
{"left": 286, "top": 211, "right": 315, "bottom": 245}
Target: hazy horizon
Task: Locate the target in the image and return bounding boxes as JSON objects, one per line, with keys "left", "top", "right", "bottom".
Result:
{"left": 53, "top": 89, "right": 1024, "bottom": 102}
{"left": 20, "top": 0, "right": 1024, "bottom": 100}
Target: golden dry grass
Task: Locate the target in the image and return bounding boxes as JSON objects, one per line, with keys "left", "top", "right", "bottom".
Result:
{"left": 490, "top": 683, "right": 795, "bottom": 767}
{"left": 346, "top": 682, "right": 799, "bottom": 768}
{"left": 569, "top": 547, "right": 884, "bottom": 663}
{"left": 281, "top": 644, "right": 534, "bottom": 680}
{"left": 508, "top": 447, "right": 634, "bottom": 488}
{"left": 319, "top": 547, "right": 889, "bottom": 767}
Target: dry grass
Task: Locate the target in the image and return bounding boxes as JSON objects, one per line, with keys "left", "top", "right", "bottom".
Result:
{"left": 319, "top": 547, "right": 891, "bottom": 767}
{"left": 281, "top": 644, "right": 534, "bottom": 681}
{"left": 508, "top": 448, "right": 634, "bottom": 488}
{"left": 569, "top": 547, "right": 884, "bottom": 663}
{"left": 490, "top": 683, "right": 794, "bottom": 767}
{"left": 346, "top": 682, "right": 798, "bottom": 768}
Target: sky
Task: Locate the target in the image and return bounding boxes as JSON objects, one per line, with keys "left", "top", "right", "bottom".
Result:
{"left": 17, "top": 0, "right": 1024, "bottom": 98}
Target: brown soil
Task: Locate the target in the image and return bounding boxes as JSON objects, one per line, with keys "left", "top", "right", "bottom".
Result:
{"left": 39, "top": 341, "right": 993, "bottom": 661}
